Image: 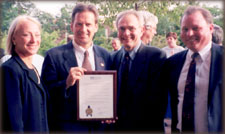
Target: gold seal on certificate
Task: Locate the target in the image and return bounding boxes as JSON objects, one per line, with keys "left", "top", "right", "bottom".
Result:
{"left": 77, "top": 71, "right": 117, "bottom": 121}
{"left": 86, "top": 105, "right": 93, "bottom": 117}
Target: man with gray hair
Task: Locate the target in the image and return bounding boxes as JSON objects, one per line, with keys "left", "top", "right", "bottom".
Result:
{"left": 111, "top": 9, "right": 167, "bottom": 132}
{"left": 212, "top": 24, "right": 224, "bottom": 46}
{"left": 139, "top": 10, "right": 158, "bottom": 45}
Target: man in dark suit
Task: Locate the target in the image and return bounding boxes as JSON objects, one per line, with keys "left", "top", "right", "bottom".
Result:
{"left": 163, "top": 6, "right": 223, "bottom": 133}
{"left": 41, "top": 3, "right": 111, "bottom": 132}
{"left": 111, "top": 10, "right": 167, "bottom": 132}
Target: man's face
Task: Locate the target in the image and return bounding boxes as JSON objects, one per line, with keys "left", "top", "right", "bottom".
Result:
{"left": 111, "top": 40, "right": 120, "bottom": 51}
{"left": 71, "top": 11, "right": 98, "bottom": 48}
{"left": 144, "top": 23, "right": 157, "bottom": 43}
{"left": 180, "top": 11, "right": 213, "bottom": 52}
{"left": 118, "top": 14, "right": 143, "bottom": 51}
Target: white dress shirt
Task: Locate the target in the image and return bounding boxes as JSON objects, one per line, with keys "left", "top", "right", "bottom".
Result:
{"left": 162, "top": 46, "right": 185, "bottom": 58}
{"left": 177, "top": 42, "right": 212, "bottom": 132}
{"left": 0, "top": 54, "right": 44, "bottom": 75}
{"left": 73, "top": 40, "right": 95, "bottom": 71}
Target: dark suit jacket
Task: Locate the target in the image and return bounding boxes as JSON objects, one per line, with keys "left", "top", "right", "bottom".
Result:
{"left": 163, "top": 43, "right": 223, "bottom": 132}
{"left": 1, "top": 54, "right": 49, "bottom": 132}
{"left": 111, "top": 43, "right": 167, "bottom": 132}
{"left": 41, "top": 42, "right": 111, "bottom": 131}
{"left": 0, "top": 48, "right": 5, "bottom": 59}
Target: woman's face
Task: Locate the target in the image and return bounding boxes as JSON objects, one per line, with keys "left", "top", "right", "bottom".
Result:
{"left": 166, "top": 36, "right": 177, "bottom": 48}
{"left": 13, "top": 19, "right": 41, "bottom": 57}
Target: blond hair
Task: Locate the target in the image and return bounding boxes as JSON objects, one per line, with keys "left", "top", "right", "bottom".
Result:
{"left": 6, "top": 15, "right": 41, "bottom": 54}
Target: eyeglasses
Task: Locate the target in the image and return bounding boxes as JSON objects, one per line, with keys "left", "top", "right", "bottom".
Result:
{"left": 145, "top": 25, "right": 156, "bottom": 31}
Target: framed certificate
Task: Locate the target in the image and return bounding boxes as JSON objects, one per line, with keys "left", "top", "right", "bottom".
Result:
{"left": 77, "top": 71, "right": 117, "bottom": 120}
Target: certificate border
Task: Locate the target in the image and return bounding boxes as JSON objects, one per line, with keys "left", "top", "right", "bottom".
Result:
{"left": 77, "top": 70, "right": 117, "bottom": 121}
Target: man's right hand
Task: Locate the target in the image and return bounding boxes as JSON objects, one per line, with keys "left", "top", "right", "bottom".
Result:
{"left": 66, "top": 67, "right": 87, "bottom": 89}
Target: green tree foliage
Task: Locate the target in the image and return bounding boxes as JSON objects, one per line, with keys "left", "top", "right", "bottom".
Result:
{"left": 0, "top": 0, "right": 35, "bottom": 48}
{"left": 39, "top": 30, "right": 64, "bottom": 56}
{"left": 0, "top": 0, "right": 71, "bottom": 54}
{"left": 1, "top": 32, "right": 8, "bottom": 51}
{"left": 1, "top": 0, "right": 35, "bottom": 32}
{"left": 33, "top": 11, "right": 56, "bottom": 33}
{"left": 55, "top": 4, "right": 73, "bottom": 35}
{"left": 94, "top": 26, "right": 113, "bottom": 51}
{"left": 97, "top": 1, "right": 136, "bottom": 28}
{"left": 0, "top": 0, "right": 223, "bottom": 52}
{"left": 204, "top": 5, "right": 224, "bottom": 29}
{"left": 151, "top": 35, "right": 167, "bottom": 48}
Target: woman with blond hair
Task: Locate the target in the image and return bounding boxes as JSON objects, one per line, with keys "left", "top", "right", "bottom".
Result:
{"left": 1, "top": 15, "right": 49, "bottom": 132}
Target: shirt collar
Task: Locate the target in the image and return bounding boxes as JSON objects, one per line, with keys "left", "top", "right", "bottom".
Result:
{"left": 187, "top": 41, "right": 212, "bottom": 61}
{"left": 122, "top": 40, "right": 142, "bottom": 60}
{"left": 73, "top": 39, "right": 94, "bottom": 53}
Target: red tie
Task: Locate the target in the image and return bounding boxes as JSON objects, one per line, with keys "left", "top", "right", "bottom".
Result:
{"left": 82, "top": 51, "right": 92, "bottom": 71}
{"left": 182, "top": 53, "right": 199, "bottom": 131}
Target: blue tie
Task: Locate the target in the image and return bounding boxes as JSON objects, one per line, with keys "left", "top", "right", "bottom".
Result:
{"left": 182, "top": 53, "right": 199, "bottom": 131}
{"left": 118, "top": 52, "right": 130, "bottom": 117}
{"left": 121, "top": 52, "right": 130, "bottom": 85}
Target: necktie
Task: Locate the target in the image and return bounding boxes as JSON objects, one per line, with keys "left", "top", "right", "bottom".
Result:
{"left": 182, "top": 53, "right": 199, "bottom": 131}
{"left": 121, "top": 52, "right": 130, "bottom": 86}
{"left": 82, "top": 51, "right": 92, "bottom": 71}
{"left": 118, "top": 52, "right": 130, "bottom": 117}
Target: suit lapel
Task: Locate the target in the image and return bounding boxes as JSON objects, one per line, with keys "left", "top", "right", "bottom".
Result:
{"left": 208, "top": 43, "right": 222, "bottom": 104}
{"left": 27, "top": 69, "right": 44, "bottom": 91}
{"left": 93, "top": 45, "right": 106, "bottom": 70}
{"left": 174, "top": 51, "right": 188, "bottom": 86}
{"left": 129, "top": 44, "right": 146, "bottom": 82}
{"left": 62, "top": 42, "right": 78, "bottom": 73}
{"left": 61, "top": 44, "right": 107, "bottom": 71}
{"left": 111, "top": 49, "right": 124, "bottom": 101}
{"left": 113, "top": 49, "right": 123, "bottom": 70}
{"left": 14, "top": 55, "right": 45, "bottom": 93}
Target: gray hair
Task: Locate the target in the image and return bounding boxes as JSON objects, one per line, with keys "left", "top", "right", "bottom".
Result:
{"left": 212, "top": 24, "right": 224, "bottom": 45}
{"left": 6, "top": 15, "right": 41, "bottom": 54}
{"left": 138, "top": 10, "right": 158, "bottom": 27}
{"left": 116, "top": 10, "right": 144, "bottom": 29}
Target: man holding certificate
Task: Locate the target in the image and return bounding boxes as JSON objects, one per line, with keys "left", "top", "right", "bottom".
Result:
{"left": 111, "top": 10, "right": 167, "bottom": 132}
{"left": 41, "top": 3, "right": 111, "bottom": 132}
